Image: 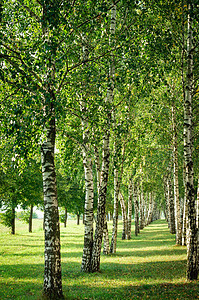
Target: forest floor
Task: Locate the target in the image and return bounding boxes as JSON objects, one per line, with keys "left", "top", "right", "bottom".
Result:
{"left": 0, "top": 219, "right": 198, "bottom": 299}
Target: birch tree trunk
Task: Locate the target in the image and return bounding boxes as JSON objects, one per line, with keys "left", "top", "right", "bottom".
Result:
{"left": 91, "top": 129, "right": 110, "bottom": 272}
{"left": 11, "top": 208, "right": 15, "bottom": 235}
{"left": 64, "top": 207, "right": 67, "bottom": 228}
{"left": 103, "top": 214, "right": 110, "bottom": 255}
{"left": 29, "top": 204, "right": 33, "bottom": 233}
{"left": 120, "top": 192, "right": 127, "bottom": 240}
{"left": 41, "top": 115, "right": 63, "bottom": 299}
{"left": 166, "top": 169, "right": 176, "bottom": 234}
{"left": 80, "top": 37, "right": 95, "bottom": 272}
{"left": 139, "top": 183, "right": 145, "bottom": 230}
{"left": 184, "top": 2, "right": 198, "bottom": 280}
{"left": 182, "top": 194, "right": 188, "bottom": 246}
{"left": 147, "top": 192, "right": 153, "bottom": 225}
{"left": 90, "top": 5, "right": 116, "bottom": 272}
{"left": 196, "top": 176, "right": 199, "bottom": 229}
{"left": 172, "top": 105, "right": 182, "bottom": 245}
{"left": 94, "top": 146, "right": 110, "bottom": 255}
{"left": 110, "top": 168, "right": 119, "bottom": 253}
{"left": 127, "top": 178, "right": 133, "bottom": 239}
{"left": 81, "top": 143, "right": 94, "bottom": 272}
{"left": 133, "top": 182, "right": 139, "bottom": 236}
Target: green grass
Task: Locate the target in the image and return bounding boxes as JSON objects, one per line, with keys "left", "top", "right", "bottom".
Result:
{"left": 0, "top": 219, "right": 198, "bottom": 299}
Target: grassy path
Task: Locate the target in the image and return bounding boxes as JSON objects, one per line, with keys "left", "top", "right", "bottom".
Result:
{"left": 0, "top": 219, "right": 198, "bottom": 299}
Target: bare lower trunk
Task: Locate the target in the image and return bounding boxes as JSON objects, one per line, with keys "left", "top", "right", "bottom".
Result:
{"left": 77, "top": 213, "right": 80, "bottom": 225}
{"left": 127, "top": 178, "right": 133, "bottom": 239}
{"left": 139, "top": 183, "right": 145, "bottom": 230}
{"left": 29, "top": 204, "right": 33, "bottom": 233}
{"left": 172, "top": 105, "right": 182, "bottom": 245}
{"left": 133, "top": 183, "right": 139, "bottom": 236}
{"left": 167, "top": 172, "right": 176, "bottom": 234}
{"left": 110, "top": 168, "right": 119, "bottom": 253}
{"left": 197, "top": 176, "right": 199, "bottom": 229}
{"left": 80, "top": 95, "right": 94, "bottom": 272}
{"left": 91, "top": 131, "right": 110, "bottom": 272}
{"left": 120, "top": 192, "right": 127, "bottom": 240}
{"left": 11, "top": 208, "right": 15, "bottom": 235}
{"left": 64, "top": 207, "right": 67, "bottom": 228}
{"left": 182, "top": 195, "right": 188, "bottom": 246}
{"left": 103, "top": 214, "right": 110, "bottom": 255}
{"left": 184, "top": 3, "right": 198, "bottom": 280}
{"left": 41, "top": 116, "right": 63, "bottom": 299}
{"left": 147, "top": 192, "right": 153, "bottom": 225}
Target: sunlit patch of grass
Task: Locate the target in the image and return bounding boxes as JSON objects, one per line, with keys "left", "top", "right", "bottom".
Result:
{"left": 0, "top": 219, "right": 199, "bottom": 299}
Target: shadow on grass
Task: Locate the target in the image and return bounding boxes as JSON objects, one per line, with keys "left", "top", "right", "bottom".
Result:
{"left": 0, "top": 260, "right": 198, "bottom": 300}
{"left": 64, "top": 282, "right": 199, "bottom": 300}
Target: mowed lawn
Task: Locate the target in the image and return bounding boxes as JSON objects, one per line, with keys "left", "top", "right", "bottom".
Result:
{"left": 0, "top": 219, "right": 198, "bottom": 300}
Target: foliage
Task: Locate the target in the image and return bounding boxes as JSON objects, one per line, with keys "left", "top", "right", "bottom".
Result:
{"left": 17, "top": 210, "right": 38, "bottom": 222}
{"left": 0, "top": 208, "right": 15, "bottom": 229}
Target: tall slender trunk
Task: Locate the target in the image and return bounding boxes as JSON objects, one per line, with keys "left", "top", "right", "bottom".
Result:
{"left": 147, "top": 192, "right": 153, "bottom": 225}
{"left": 91, "top": 129, "right": 110, "bottom": 272}
{"left": 81, "top": 38, "right": 94, "bottom": 272}
{"left": 184, "top": 2, "right": 198, "bottom": 280}
{"left": 103, "top": 214, "right": 110, "bottom": 255}
{"left": 182, "top": 194, "right": 188, "bottom": 246}
{"left": 133, "top": 182, "right": 139, "bottom": 236}
{"left": 110, "top": 168, "right": 119, "bottom": 253}
{"left": 77, "top": 213, "right": 80, "bottom": 225}
{"left": 11, "top": 208, "right": 15, "bottom": 235}
{"left": 163, "top": 176, "right": 170, "bottom": 228}
{"left": 81, "top": 146, "right": 94, "bottom": 271}
{"left": 120, "top": 192, "right": 127, "bottom": 240}
{"left": 139, "top": 182, "right": 145, "bottom": 230}
{"left": 94, "top": 146, "right": 110, "bottom": 255}
{"left": 91, "top": 1, "right": 116, "bottom": 262}
{"left": 167, "top": 171, "right": 176, "bottom": 234}
{"left": 29, "top": 204, "right": 33, "bottom": 233}
{"left": 41, "top": 115, "right": 63, "bottom": 299}
{"left": 64, "top": 207, "right": 67, "bottom": 228}
{"left": 127, "top": 178, "right": 133, "bottom": 239}
{"left": 196, "top": 176, "right": 199, "bottom": 229}
{"left": 172, "top": 105, "right": 182, "bottom": 245}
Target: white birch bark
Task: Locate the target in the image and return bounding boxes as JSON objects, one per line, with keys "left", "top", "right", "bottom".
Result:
{"left": 80, "top": 37, "right": 95, "bottom": 272}
{"left": 196, "top": 176, "right": 199, "bottom": 229}
{"left": 184, "top": 2, "right": 198, "bottom": 280}
{"left": 94, "top": 145, "right": 110, "bottom": 255}
{"left": 167, "top": 173, "right": 176, "bottom": 234}
{"left": 103, "top": 214, "right": 110, "bottom": 255}
{"left": 127, "top": 178, "right": 133, "bottom": 239}
{"left": 110, "top": 168, "right": 119, "bottom": 253}
{"left": 182, "top": 194, "right": 188, "bottom": 246}
{"left": 172, "top": 105, "right": 182, "bottom": 245}
{"left": 91, "top": 129, "right": 110, "bottom": 272}
{"left": 139, "top": 182, "right": 145, "bottom": 230}
{"left": 133, "top": 182, "right": 139, "bottom": 236}
{"left": 41, "top": 116, "right": 63, "bottom": 298}
{"left": 120, "top": 192, "right": 127, "bottom": 240}
{"left": 147, "top": 192, "right": 153, "bottom": 225}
